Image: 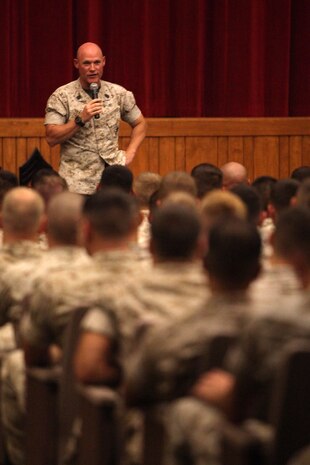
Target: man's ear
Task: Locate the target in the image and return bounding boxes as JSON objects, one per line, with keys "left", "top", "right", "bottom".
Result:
{"left": 73, "top": 58, "right": 79, "bottom": 70}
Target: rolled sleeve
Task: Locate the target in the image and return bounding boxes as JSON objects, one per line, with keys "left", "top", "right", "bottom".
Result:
{"left": 81, "top": 307, "right": 116, "bottom": 339}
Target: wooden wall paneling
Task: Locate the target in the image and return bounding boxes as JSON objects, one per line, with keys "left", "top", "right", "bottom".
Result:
{"left": 0, "top": 139, "right": 3, "bottom": 168}
{"left": 253, "top": 137, "right": 280, "bottom": 180}
{"left": 50, "top": 146, "right": 60, "bottom": 172}
{"left": 228, "top": 137, "right": 244, "bottom": 164}
{"left": 26, "top": 138, "right": 41, "bottom": 160}
{"left": 148, "top": 138, "right": 160, "bottom": 173}
{"left": 159, "top": 137, "right": 176, "bottom": 175}
{"left": 175, "top": 137, "right": 186, "bottom": 171}
{"left": 279, "top": 136, "right": 290, "bottom": 179}
{"left": 301, "top": 136, "right": 310, "bottom": 166}
{"left": 289, "top": 137, "right": 303, "bottom": 173}
{"left": 2, "top": 138, "right": 17, "bottom": 173}
{"left": 39, "top": 138, "right": 53, "bottom": 165}
{"left": 243, "top": 137, "right": 255, "bottom": 181}
{"left": 131, "top": 138, "right": 150, "bottom": 176}
{"left": 185, "top": 136, "right": 218, "bottom": 172}
{"left": 16, "top": 138, "right": 28, "bottom": 170}
{"left": 217, "top": 137, "right": 229, "bottom": 167}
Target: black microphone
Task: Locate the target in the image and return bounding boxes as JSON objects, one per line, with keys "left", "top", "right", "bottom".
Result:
{"left": 89, "top": 82, "right": 100, "bottom": 119}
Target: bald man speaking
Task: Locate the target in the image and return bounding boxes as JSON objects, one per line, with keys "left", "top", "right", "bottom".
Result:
{"left": 45, "top": 42, "right": 146, "bottom": 195}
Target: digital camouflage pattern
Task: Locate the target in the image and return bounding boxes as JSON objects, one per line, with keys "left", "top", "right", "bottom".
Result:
{"left": 45, "top": 79, "right": 142, "bottom": 194}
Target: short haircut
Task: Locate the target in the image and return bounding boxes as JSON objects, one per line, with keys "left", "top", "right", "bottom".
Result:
{"left": 83, "top": 188, "right": 139, "bottom": 239}
{"left": 270, "top": 179, "right": 300, "bottom": 213}
{"left": 157, "top": 171, "right": 197, "bottom": 200}
{"left": 204, "top": 217, "right": 261, "bottom": 289}
{"left": 0, "top": 169, "right": 19, "bottom": 187}
{"left": 0, "top": 170, "right": 19, "bottom": 206}
{"left": 230, "top": 184, "right": 262, "bottom": 224}
{"left": 252, "top": 175, "right": 277, "bottom": 211}
{"left": 30, "top": 168, "right": 60, "bottom": 188}
{"left": 151, "top": 203, "right": 201, "bottom": 261}
{"left": 2, "top": 187, "right": 45, "bottom": 235}
{"left": 32, "top": 174, "right": 68, "bottom": 206}
{"left": 133, "top": 172, "right": 162, "bottom": 207}
{"left": 274, "top": 207, "right": 310, "bottom": 269}
{"left": 98, "top": 165, "right": 133, "bottom": 193}
{"left": 47, "top": 192, "right": 84, "bottom": 245}
{"left": 291, "top": 166, "right": 310, "bottom": 182}
{"left": 200, "top": 190, "right": 247, "bottom": 226}
{"left": 296, "top": 178, "right": 310, "bottom": 209}
{"left": 191, "top": 163, "right": 223, "bottom": 199}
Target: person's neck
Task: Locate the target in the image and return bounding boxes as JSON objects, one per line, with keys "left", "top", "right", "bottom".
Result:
{"left": 3, "top": 231, "right": 38, "bottom": 245}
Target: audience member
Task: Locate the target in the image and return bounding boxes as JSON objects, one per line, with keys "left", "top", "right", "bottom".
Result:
{"left": 268, "top": 178, "right": 300, "bottom": 221}
{"left": 97, "top": 164, "right": 134, "bottom": 193}
{"left": 296, "top": 178, "right": 310, "bottom": 209}
{"left": 157, "top": 171, "right": 197, "bottom": 201}
{"left": 133, "top": 171, "right": 162, "bottom": 252}
{"left": 230, "top": 184, "right": 263, "bottom": 225}
{"left": 252, "top": 175, "right": 278, "bottom": 261}
{"left": 0, "top": 170, "right": 20, "bottom": 247}
{"left": 200, "top": 189, "right": 247, "bottom": 233}
{"left": 221, "top": 161, "right": 249, "bottom": 190}
{"left": 190, "top": 163, "right": 223, "bottom": 199}
{"left": 290, "top": 165, "right": 310, "bottom": 182}
{"left": 126, "top": 217, "right": 262, "bottom": 465}
{"left": 0, "top": 191, "right": 90, "bottom": 465}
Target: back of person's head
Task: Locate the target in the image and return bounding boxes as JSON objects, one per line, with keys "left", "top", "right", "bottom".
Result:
{"left": 269, "top": 178, "right": 300, "bottom": 215}
{"left": 151, "top": 202, "right": 201, "bottom": 261}
{"left": 2, "top": 187, "right": 45, "bottom": 236}
{"left": 83, "top": 188, "right": 140, "bottom": 240}
{"left": 252, "top": 175, "right": 277, "bottom": 212}
{"left": 204, "top": 217, "right": 261, "bottom": 291}
{"left": 157, "top": 171, "right": 197, "bottom": 201}
{"left": 200, "top": 189, "right": 247, "bottom": 230}
{"left": 133, "top": 171, "right": 162, "bottom": 208}
{"left": 190, "top": 163, "right": 223, "bottom": 199}
{"left": 230, "top": 184, "right": 262, "bottom": 225}
{"left": 296, "top": 178, "right": 310, "bottom": 209}
{"left": 98, "top": 164, "right": 133, "bottom": 193}
{"left": 31, "top": 170, "right": 68, "bottom": 207}
{"left": 30, "top": 168, "right": 59, "bottom": 188}
{"left": 0, "top": 170, "right": 19, "bottom": 209}
{"left": 273, "top": 207, "right": 310, "bottom": 287}
{"left": 0, "top": 169, "right": 19, "bottom": 187}
{"left": 220, "top": 161, "right": 249, "bottom": 190}
{"left": 47, "top": 192, "right": 84, "bottom": 246}
{"left": 291, "top": 165, "right": 310, "bottom": 182}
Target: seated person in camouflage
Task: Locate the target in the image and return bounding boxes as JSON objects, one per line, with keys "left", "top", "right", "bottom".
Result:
{"left": 125, "top": 217, "right": 263, "bottom": 465}
{"left": 45, "top": 42, "right": 147, "bottom": 195}
{"left": 144, "top": 207, "right": 310, "bottom": 465}
{"left": 0, "top": 187, "right": 45, "bottom": 354}
{"left": 1, "top": 191, "right": 90, "bottom": 465}
{"left": 74, "top": 201, "right": 210, "bottom": 386}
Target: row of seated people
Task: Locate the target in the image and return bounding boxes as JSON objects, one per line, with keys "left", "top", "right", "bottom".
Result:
{"left": 0, "top": 161, "right": 309, "bottom": 465}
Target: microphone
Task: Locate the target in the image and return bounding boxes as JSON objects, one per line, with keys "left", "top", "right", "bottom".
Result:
{"left": 89, "top": 82, "right": 100, "bottom": 119}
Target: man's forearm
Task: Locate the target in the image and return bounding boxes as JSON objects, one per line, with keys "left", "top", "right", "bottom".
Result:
{"left": 125, "top": 116, "right": 147, "bottom": 164}
{"left": 45, "top": 121, "right": 81, "bottom": 147}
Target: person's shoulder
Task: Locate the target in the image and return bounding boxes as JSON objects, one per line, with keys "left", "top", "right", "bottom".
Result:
{"left": 49, "top": 79, "right": 81, "bottom": 97}
{"left": 102, "top": 80, "right": 129, "bottom": 95}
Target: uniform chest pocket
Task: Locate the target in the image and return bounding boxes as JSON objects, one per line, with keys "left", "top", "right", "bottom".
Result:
{"left": 105, "top": 106, "right": 121, "bottom": 129}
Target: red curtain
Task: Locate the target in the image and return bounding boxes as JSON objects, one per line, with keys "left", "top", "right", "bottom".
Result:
{"left": 1, "top": 0, "right": 309, "bottom": 117}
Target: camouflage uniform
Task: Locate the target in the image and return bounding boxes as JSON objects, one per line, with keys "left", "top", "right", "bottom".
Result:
{"left": 1, "top": 246, "right": 91, "bottom": 465}
{"left": 140, "top": 291, "right": 309, "bottom": 465}
{"left": 0, "top": 241, "right": 44, "bottom": 354}
{"left": 45, "top": 79, "right": 142, "bottom": 194}
{"left": 81, "top": 261, "right": 209, "bottom": 363}
{"left": 249, "top": 262, "right": 302, "bottom": 314}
